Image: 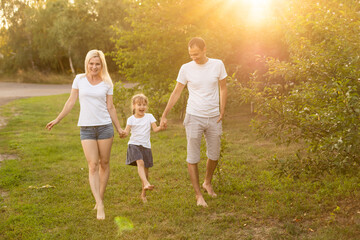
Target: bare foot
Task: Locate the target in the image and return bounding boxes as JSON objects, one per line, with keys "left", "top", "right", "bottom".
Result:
{"left": 143, "top": 184, "right": 154, "bottom": 190}
{"left": 141, "top": 195, "right": 148, "bottom": 203}
{"left": 97, "top": 203, "right": 105, "bottom": 220}
{"left": 196, "top": 195, "right": 208, "bottom": 207}
{"left": 93, "top": 203, "right": 97, "bottom": 210}
{"left": 141, "top": 191, "right": 148, "bottom": 203}
{"left": 202, "top": 183, "right": 217, "bottom": 198}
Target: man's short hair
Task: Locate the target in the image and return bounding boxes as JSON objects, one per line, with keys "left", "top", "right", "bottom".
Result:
{"left": 188, "top": 37, "right": 206, "bottom": 50}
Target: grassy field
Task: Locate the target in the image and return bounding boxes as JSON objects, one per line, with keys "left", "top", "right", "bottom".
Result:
{"left": 0, "top": 94, "right": 359, "bottom": 239}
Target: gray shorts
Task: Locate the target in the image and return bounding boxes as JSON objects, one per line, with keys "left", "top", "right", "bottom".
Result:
{"left": 126, "top": 144, "right": 153, "bottom": 168}
{"left": 183, "top": 113, "right": 222, "bottom": 164}
{"left": 80, "top": 123, "right": 114, "bottom": 140}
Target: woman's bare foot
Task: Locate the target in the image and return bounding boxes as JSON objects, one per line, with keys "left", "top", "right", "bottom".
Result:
{"left": 196, "top": 195, "right": 208, "bottom": 207}
{"left": 143, "top": 184, "right": 154, "bottom": 190}
{"left": 96, "top": 203, "right": 105, "bottom": 220}
{"left": 202, "top": 183, "right": 217, "bottom": 198}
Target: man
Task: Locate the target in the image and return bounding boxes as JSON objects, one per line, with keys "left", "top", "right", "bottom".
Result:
{"left": 160, "top": 37, "right": 227, "bottom": 207}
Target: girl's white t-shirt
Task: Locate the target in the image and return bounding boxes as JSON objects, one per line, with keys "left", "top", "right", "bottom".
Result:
{"left": 176, "top": 58, "right": 227, "bottom": 118}
{"left": 127, "top": 113, "right": 156, "bottom": 149}
{"left": 72, "top": 74, "right": 113, "bottom": 126}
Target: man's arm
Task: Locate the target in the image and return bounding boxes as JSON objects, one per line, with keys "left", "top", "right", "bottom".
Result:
{"left": 218, "top": 77, "right": 227, "bottom": 123}
{"left": 160, "top": 82, "right": 185, "bottom": 128}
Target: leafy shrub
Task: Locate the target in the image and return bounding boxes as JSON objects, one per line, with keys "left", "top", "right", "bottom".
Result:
{"left": 240, "top": 0, "right": 360, "bottom": 175}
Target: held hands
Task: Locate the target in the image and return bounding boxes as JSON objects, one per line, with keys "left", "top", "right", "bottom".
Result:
{"left": 160, "top": 117, "right": 167, "bottom": 130}
{"left": 118, "top": 129, "right": 128, "bottom": 138}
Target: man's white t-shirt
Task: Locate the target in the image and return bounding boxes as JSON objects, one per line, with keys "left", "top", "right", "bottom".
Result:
{"left": 72, "top": 74, "right": 113, "bottom": 126}
{"left": 127, "top": 113, "right": 156, "bottom": 149}
{"left": 176, "top": 58, "right": 227, "bottom": 118}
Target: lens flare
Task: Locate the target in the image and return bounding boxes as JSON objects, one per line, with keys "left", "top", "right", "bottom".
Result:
{"left": 114, "top": 216, "right": 134, "bottom": 234}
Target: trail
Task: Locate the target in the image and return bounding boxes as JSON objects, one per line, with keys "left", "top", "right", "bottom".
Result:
{"left": 0, "top": 82, "right": 71, "bottom": 107}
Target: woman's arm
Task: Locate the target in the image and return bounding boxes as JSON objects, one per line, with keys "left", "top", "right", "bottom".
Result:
{"left": 106, "top": 94, "right": 124, "bottom": 136}
{"left": 46, "top": 88, "right": 78, "bottom": 130}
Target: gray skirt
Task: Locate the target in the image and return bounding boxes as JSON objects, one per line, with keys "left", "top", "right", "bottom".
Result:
{"left": 126, "top": 144, "right": 153, "bottom": 168}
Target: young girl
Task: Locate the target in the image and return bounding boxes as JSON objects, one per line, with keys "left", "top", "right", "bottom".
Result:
{"left": 122, "top": 94, "right": 163, "bottom": 202}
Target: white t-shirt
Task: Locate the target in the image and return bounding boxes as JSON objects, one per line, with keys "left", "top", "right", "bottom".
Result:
{"left": 72, "top": 74, "right": 113, "bottom": 126}
{"left": 127, "top": 113, "right": 157, "bottom": 149}
{"left": 176, "top": 58, "right": 227, "bottom": 117}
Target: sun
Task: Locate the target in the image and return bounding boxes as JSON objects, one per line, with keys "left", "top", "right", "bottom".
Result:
{"left": 248, "top": 0, "right": 272, "bottom": 24}
{"left": 228, "top": 0, "right": 273, "bottom": 25}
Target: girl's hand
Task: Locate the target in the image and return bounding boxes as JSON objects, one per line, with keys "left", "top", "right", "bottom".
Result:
{"left": 119, "top": 129, "right": 127, "bottom": 138}
{"left": 46, "top": 119, "right": 59, "bottom": 131}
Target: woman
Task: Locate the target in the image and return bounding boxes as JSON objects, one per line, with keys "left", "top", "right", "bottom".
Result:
{"left": 46, "top": 50, "right": 123, "bottom": 220}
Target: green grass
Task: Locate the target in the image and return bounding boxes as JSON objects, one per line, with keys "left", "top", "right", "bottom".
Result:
{"left": 0, "top": 95, "right": 359, "bottom": 239}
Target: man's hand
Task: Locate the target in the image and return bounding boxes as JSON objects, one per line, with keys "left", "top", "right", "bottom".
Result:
{"left": 160, "top": 117, "right": 168, "bottom": 129}
{"left": 217, "top": 114, "right": 224, "bottom": 123}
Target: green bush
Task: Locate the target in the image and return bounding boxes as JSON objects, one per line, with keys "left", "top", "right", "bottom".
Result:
{"left": 240, "top": 0, "right": 360, "bottom": 175}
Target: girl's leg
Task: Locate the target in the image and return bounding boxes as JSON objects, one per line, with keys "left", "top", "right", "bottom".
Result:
{"left": 97, "top": 138, "right": 113, "bottom": 201}
{"left": 140, "top": 167, "right": 150, "bottom": 203}
{"left": 81, "top": 140, "right": 105, "bottom": 220}
{"left": 136, "top": 160, "right": 154, "bottom": 190}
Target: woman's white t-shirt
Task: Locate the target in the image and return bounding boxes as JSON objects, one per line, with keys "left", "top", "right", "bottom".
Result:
{"left": 127, "top": 113, "right": 156, "bottom": 149}
{"left": 72, "top": 74, "right": 113, "bottom": 126}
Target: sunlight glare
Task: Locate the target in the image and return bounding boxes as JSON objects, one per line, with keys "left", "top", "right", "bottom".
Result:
{"left": 248, "top": 0, "right": 272, "bottom": 24}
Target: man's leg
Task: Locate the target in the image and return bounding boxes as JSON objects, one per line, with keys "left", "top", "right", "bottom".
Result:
{"left": 202, "top": 158, "right": 218, "bottom": 197}
{"left": 203, "top": 116, "right": 222, "bottom": 198}
{"left": 187, "top": 163, "right": 207, "bottom": 207}
{"left": 185, "top": 114, "right": 208, "bottom": 207}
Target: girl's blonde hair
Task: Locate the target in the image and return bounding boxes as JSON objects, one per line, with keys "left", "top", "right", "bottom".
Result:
{"left": 131, "top": 94, "right": 148, "bottom": 114}
{"left": 84, "top": 49, "right": 113, "bottom": 87}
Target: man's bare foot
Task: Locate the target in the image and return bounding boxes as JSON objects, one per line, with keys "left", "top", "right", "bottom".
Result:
{"left": 202, "top": 183, "right": 217, "bottom": 198}
{"left": 143, "top": 184, "right": 154, "bottom": 190}
{"left": 97, "top": 203, "right": 105, "bottom": 220}
{"left": 196, "top": 195, "right": 208, "bottom": 207}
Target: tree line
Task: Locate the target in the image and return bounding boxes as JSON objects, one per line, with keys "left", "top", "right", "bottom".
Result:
{"left": 1, "top": 0, "right": 359, "bottom": 175}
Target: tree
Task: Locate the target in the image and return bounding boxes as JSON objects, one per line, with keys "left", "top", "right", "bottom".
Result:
{"left": 240, "top": 0, "right": 360, "bottom": 175}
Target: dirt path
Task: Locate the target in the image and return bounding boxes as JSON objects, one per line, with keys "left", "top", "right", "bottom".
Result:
{"left": 0, "top": 82, "right": 72, "bottom": 107}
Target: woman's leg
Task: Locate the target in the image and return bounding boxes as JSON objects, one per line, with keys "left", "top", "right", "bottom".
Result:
{"left": 81, "top": 140, "right": 105, "bottom": 219}
{"left": 97, "top": 138, "right": 113, "bottom": 201}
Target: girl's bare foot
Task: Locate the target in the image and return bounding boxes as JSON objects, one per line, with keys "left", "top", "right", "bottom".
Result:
{"left": 141, "top": 190, "right": 148, "bottom": 203}
{"left": 143, "top": 184, "right": 154, "bottom": 190}
{"left": 97, "top": 203, "right": 105, "bottom": 220}
{"left": 141, "top": 195, "right": 148, "bottom": 203}
{"left": 202, "top": 183, "right": 217, "bottom": 198}
{"left": 196, "top": 195, "right": 208, "bottom": 207}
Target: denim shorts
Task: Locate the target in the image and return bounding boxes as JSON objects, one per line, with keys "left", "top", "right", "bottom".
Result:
{"left": 80, "top": 123, "right": 114, "bottom": 140}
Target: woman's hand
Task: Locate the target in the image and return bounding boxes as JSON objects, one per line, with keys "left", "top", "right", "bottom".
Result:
{"left": 46, "top": 119, "right": 60, "bottom": 131}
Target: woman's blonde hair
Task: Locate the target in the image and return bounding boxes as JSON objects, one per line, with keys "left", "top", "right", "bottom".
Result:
{"left": 84, "top": 49, "right": 113, "bottom": 87}
{"left": 131, "top": 94, "right": 148, "bottom": 114}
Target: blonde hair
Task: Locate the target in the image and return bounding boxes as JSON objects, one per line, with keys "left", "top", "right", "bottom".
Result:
{"left": 131, "top": 94, "right": 148, "bottom": 114}
{"left": 84, "top": 49, "right": 113, "bottom": 87}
